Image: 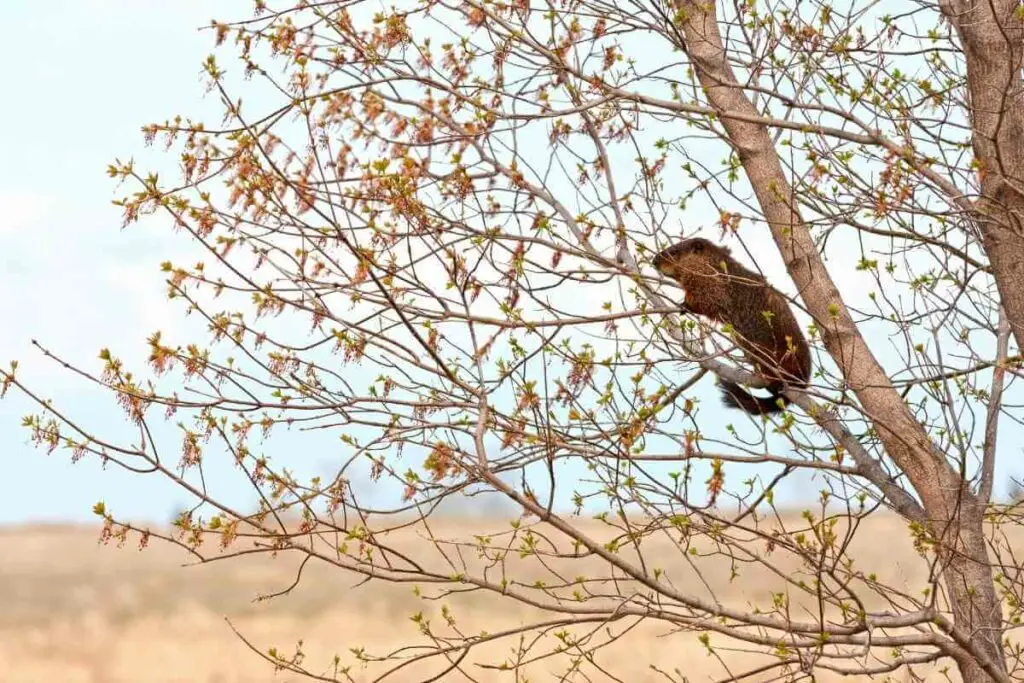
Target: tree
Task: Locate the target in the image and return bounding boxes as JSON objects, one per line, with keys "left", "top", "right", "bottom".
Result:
{"left": 4, "top": 0, "right": 1024, "bottom": 680}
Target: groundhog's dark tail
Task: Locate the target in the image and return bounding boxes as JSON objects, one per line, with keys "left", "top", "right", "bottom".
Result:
{"left": 719, "top": 380, "right": 788, "bottom": 415}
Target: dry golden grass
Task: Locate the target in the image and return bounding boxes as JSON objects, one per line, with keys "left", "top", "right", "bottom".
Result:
{"left": 0, "top": 513, "right": 1012, "bottom": 682}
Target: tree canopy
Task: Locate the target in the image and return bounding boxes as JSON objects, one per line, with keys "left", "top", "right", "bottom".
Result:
{"left": 5, "top": 0, "right": 1024, "bottom": 680}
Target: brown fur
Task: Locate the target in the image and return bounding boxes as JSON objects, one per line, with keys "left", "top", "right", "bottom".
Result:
{"left": 652, "top": 238, "right": 811, "bottom": 414}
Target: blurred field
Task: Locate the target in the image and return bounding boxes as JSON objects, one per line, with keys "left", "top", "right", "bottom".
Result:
{"left": 0, "top": 513, "right": 1012, "bottom": 682}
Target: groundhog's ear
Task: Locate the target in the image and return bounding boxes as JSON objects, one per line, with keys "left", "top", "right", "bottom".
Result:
{"left": 691, "top": 240, "right": 704, "bottom": 253}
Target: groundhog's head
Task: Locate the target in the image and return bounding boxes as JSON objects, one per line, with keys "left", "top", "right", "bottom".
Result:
{"left": 652, "top": 238, "right": 731, "bottom": 280}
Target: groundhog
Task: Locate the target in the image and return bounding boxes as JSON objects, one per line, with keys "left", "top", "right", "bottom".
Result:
{"left": 652, "top": 237, "right": 811, "bottom": 414}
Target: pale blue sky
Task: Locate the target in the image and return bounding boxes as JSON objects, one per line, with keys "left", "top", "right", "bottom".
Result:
{"left": 0, "top": 1, "right": 226, "bottom": 522}
{"left": 0, "top": 1, "right": 1018, "bottom": 524}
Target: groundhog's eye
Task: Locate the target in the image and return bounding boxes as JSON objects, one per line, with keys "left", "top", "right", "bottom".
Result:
{"left": 691, "top": 241, "right": 704, "bottom": 253}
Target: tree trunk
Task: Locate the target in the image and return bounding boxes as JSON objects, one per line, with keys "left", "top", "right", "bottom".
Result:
{"left": 940, "top": 0, "right": 1024, "bottom": 352}
{"left": 947, "top": 508, "right": 1008, "bottom": 682}
{"left": 676, "top": 1, "right": 1007, "bottom": 678}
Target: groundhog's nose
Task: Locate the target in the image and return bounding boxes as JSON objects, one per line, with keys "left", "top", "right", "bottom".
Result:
{"left": 652, "top": 249, "right": 671, "bottom": 272}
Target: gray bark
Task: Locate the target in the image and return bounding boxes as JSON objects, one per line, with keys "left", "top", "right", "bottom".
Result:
{"left": 677, "top": 1, "right": 1008, "bottom": 678}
